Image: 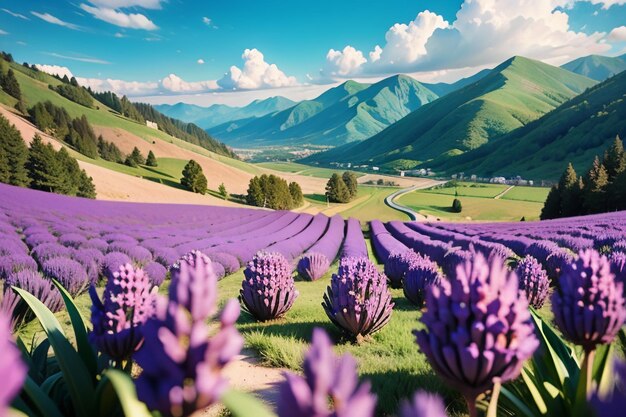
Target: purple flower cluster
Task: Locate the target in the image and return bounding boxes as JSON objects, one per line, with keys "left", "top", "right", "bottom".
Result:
{"left": 403, "top": 254, "right": 441, "bottom": 308}
{"left": 90, "top": 263, "right": 156, "bottom": 362}
{"left": 135, "top": 251, "right": 243, "bottom": 417}
{"left": 42, "top": 257, "right": 90, "bottom": 296}
{"left": 515, "top": 255, "right": 550, "bottom": 309}
{"left": 322, "top": 257, "right": 393, "bottom": 340}
{"left": 240, "top": 252, "right": 298, "bottom": 321}
{"left": 297, "top": 215, "right": 345, "bottom": 281}
{"left": 384, "top": 250, "right": 419, "bottom": 289}
{"left": 7, "top": 270, "right": 64, "bottom": 324}
{"left": 0, "top": 307, "right": 26, "bottom": 415}
{"left": 399, "top": 391, "right": 448, "bottom": 417}
{"left": 415, "top": 253, "right": 538, "bottom": 405}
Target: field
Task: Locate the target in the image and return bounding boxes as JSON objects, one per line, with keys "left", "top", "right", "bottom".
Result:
{"left": 501, "top": 185, "right": 551, "bottom": 203}
{"left": 256, "top": 161, "right": 365, "bottom": 178}
{"left": 421, "top": 182, "right": 508, "bottom": 198}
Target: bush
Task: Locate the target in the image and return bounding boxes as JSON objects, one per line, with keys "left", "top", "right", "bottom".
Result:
{"left": 452, "top": 198, "right": 462, "bottom": 213}
{"left": 181, "top": 159, "right": 208, "bottom": 194}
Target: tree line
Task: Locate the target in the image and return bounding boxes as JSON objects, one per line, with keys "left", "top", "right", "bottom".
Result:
{"left": 0, "top": 114, "right": 96, "bottom": 198}
{"left": 541, "top": 135, "right": 626, "bottom": 219}
{"left": 325, "top": 171, "right": 358, "bottom": 203}
{"left": 246, "top": 174, "right": 304, "bottom": 210}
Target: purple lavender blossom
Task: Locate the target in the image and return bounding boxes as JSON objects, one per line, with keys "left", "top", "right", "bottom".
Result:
{"left": 385, "top": 250, "right": 420, "bottom": 289}
{"left": 31, "top": 243, "right": 73, "bottom": 263}
{"left": 552, "top": 249, "right": 626, "bottom": 351}
{"left": 152, "top": 246, "right": 180, "bottom": 268}
{"left": 135, "top": 250, "right": 243, "bottom": 417}
{"left": 207, "top": 252, "right": 240, "bottom": 275}
{"left": 7, "top": 270, "right": 64, "bottom": 324}
{"left": 240, "top": 252, "right": 298, "bottom": 321}
{"left": 277, "top": 328, "right": 376, "bottom": 417}
{"left": 322, "top": 257, "right": 393, "bottom": 340}
{"left": 610, "top": 251, "right": 626, "bottom": 283}
{"left": 297, "top": 252, "right": 330, "bottom": 282}
{"left": 592, "top": 359, "right": 626, "bottom": 417}
{"left": 144, "top": 261, "right": 167, "bottom": 286}
{"left": 515, "top": 256, "right": 550, "bottom": 309}
{"left": 0, "top": 307, "right": 26, "bottom": 415}
{"left": 0, "top": 255, "right": 37, "bottom": 279}
{"left": 399, "top": 391, "right": 448, "bottom": 417}
{"left": 42, "top": 257, "right": 90, "bottom": 296}
{"left": 403, "top": 255, "right": 441, "bottom": 307}
{"left": 102, "top": 252, "right": 132, "bottom": 279}
{"left": 415, "top": 253, "right": 538, "bottom": 408}
{"left": 90, "top": 263, "right": 156, "bottom": 362}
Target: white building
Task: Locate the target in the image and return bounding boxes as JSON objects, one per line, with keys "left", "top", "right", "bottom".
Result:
{"left": 146, "top": 120, "right": 158, "bottom": 130}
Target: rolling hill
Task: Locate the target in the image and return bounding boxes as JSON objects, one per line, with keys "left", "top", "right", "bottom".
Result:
{"left": 422, "top": 68, "right": 491, "bottom": 97}
{"left": 154, "top": 96, "right": 295, "bottom": 129}
{"left": 209, "top": 75, "right": 438, "bottom": 147}
{"left": 424, "top": 69, "right": 626, "bottom": 180}
{"left": 561, "top": 54, "right": 626, "bottom": 81}
{"left": 305, "top": 56, "right": 597, "bottom": 169}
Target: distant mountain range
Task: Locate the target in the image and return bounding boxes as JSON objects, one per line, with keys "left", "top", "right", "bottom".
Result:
{"left": 561, "top": 54, "right": 626, "bottom": 81}
{"left": 209, "top": 75, "right": 439, "bottom": 147}
{"left": 425, "top": 68, "right": 626, "bottom": 180}
{"left": 305, "top": 56, "right": 598, "bottom": 169}
{"left": 155, "top": 96, "right": 295, "bottom": 129}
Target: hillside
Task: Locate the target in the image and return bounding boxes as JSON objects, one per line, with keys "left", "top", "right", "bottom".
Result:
{"left": 425, "top": 69, "right": 626, "bottom": 180}
{"left": 155, "top": 96, "right": 295, "bottom": 129}
{"left": 209, "top": 75, "right": 438, "bottom": 147}
{"left": 305, "top": 56, "right": 597, "bottom": 169}
{"left": 561, "top": 54, "right": 626, "bottom": 81}
{"left": 422, "top": 68, "right": 491, "bottom": 97}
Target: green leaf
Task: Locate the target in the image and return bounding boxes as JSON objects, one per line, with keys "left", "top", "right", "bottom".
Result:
{"left": 104, "top": 369, "right": 152, "bottom": 417}
{"left": 13, "top": 287, "right": 96, "bottom": 417}
{"left": 222, "top": 390, "right": 278, "bottom": 417}
{"left": 499, "top": 386, "right": 537, "bottom": 417}
{"left": 52, "top": 279, "right": 98, "bottom": 378}
{"left": 41, "top": 372, "right": 64, "bottom": 396}
{"left": 20, "top": 375, "right": 65, "bottom": 417}
{"left": 593, "top": 343, "right": 615, "bottom": 400}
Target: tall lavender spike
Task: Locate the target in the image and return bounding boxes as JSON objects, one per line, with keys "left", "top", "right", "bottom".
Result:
{"left": 515, "top": 256, "right": 550, "bottom": 309}
{"left": 610, "top": 251, "right": 626, "bottom": 283}
{"left": 399, "top": 391, "right": 448, "bottom": 417}
{"left": 0, "top": 307, "right": 26, "bottom": 415}
{"left": 7, "top": 270, "right": 64, "bottom": 324}
{"left": 42, "top": 257, "right": 90, "bottom": 297}
{"left": 240, "top": 252, "right": 298, "bottom": 321}
{"left": 90, "top": 263, "right": 156, "bottom": 362}
{"left": 552, "top": 249, "right": 626, "bottom": 352}
{"left": 322, "top": 257, "right": 394, "bottom": 340}
{"left": 385, "top": 250, "right": 420, "bottom": 289}
{"left": 297, "top": 252, "right": 330, "bottom": 281}
{"left": 402, "top": 254, "right": 441, "bottom": 308}
{"left": 415, "top": 253, "right": 538, "bottom": 414}
{"left": 134, "top": 251, "right": 243, "bottom": 417}
{"left": 277, "top": 328, "right": 376, "bottom": 417}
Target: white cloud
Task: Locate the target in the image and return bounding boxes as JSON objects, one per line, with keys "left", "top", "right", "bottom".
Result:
{"left": 45, "top": 52, "right": 110, "bottom": 64}
{"left": 35, "top": 64, "right": 74, "bottom": 79}
{"left": 325, "top": 46, "right": 367, "bottom": 76}
{"left": 608, "top": 26, "right": 626, "bottom": 41}
{"left": 31, "top": 12, "right": 81, "bottom": 30}
{"left": 369, "top": 45, "right": 382, "bottom": 63}
{"left": 197, "top": 59, "right": 205, "bottom": 64}
{"left": 80, "top": 4, "right": 158, "bottom": 30}
{"left": 77, "top": 77, "right": 159, "bottom": 96}
{"left": 88, "top": 0, "right": 164, "bottom": 9}
{"left": 202, "top": 16, "right": 218, "bottom": 29}
{"left": 0, "top": 29, "right": 7, "bottom": 35}
{"left": 160, "top": 74, "right": 218, "bottom": 92}
{"left": 114, "top": 32, "right": 126, "bottom": 38}
{"left": 2, "top": 8, "right": 29, "bottom": 20}
{"left": 582, "top": 0, "right": 626, "bottom": 9}
{"left": 218, "top": 48, "right": 298, "bottom": 90}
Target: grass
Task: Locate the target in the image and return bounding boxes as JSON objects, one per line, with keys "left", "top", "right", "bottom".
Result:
{"left": 421, "top": 182, "right": 508, "bottom": 198}
{"left": 256, "top": 161, "right": 365, "bottom": 179}
{"left": 398, "top": 190, "right": 544, "bottom": 221}
{"left": 501, "top": 186, "right": 550, "bottom": 203}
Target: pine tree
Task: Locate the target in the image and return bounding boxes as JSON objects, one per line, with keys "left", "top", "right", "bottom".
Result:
{"left": 541, "top": 185, "right": 561, "bottom": 220}
{"left": 77, "top": 170, "right": 96, "bottom": 199}
{"left": 55, "top": 148, "right": 80, "bottom": 195}
{"left": 0, "top": 114, "right": 29, "bottom": 186}
{"left": 27, "top": 135, "right": 65, "bottom": 192}
{"left": 181, "top": 160, "right": 207, "bottom": 194}
{"left": 29, "top": 103, "right": 55, "bottom": 132}
{"left": 0, "top": 138, "right": 9, "bottom": 184}
{"left": 246, "top": 176, "right": 264, "bottom": 207}
{"left": 342, "top": 171, "right": 358, "bottom": 199}
{"left": 289, "top": 181, "right": 304, "bottom": 207}
{"left": 613, "top": 170, "right": 626, "bottom": 211}
{"left": 145, "top": 150, "right": 158, "bottom": 167}
{"left": 559, "top": 163, "right": 582, "bottom": 217}
{"left": 584, "top": 156, "right": 609, "bottom": 214}
{"left": 218, "top": 183, "right": 228, "bottom": 200}
{"left": 0, "top": 69, "right": 21, "bottom": 100}
{"left": 14, "top": 100, "right": 27, "bottom": 115}
{"left": 125, "top": 147, "right": 145, "bottom": 167}
{"left": 602, "top": 135, "right": 625, "bottom": 181}
{"left": 326, "top": 173, "right": 351, "bottom": 203}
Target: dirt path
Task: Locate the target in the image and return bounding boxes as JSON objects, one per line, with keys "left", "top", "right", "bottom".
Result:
{"left": 494, "top": 185, "right": 515, "bottom": 199}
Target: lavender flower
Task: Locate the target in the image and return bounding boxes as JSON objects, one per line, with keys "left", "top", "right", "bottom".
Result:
{"left": 7, "top": 270, "right": 64, "bottom": 324}
{"left": 415, "top": 253, "right": 538, "bottom": 411}
{"left": 42, "top": 257, "right": 90, "bottom": 296}
{"left": 297, "top": 252, "right": 330, "bottom": 282}
{"left": 277, "top": 328, "right": 376, "bottom": 417}
{"left": 90, "top": 263, "right": 156, "bottom": 362}
{"left": 240, "top": 252, "right": 298, "bottom": 321}
{"left": 403, "top": 255, "right": 441, "bottom": 308}
{"left": 144, "top": 261, "right": 167, "bottom": 286}
{"left": 152, "top": 246, "right": 180, "bottom": 268}
{"left": 31, "top": 242, "right": 72, "bottom": 263}
{"left": 515, "top": 256, "right": 550, "bottom": 309}
{"left": 0, "top": 307, "right": 26, "bottom": 415}
{"left": 322, "top": 257, "right": 393, "bottom": 340}
{"left": 0, "top": 288, "right": 20, "bottom": 330}
{"left": 102, "top": 252, "right": 132, "bottom": 279}
{"left": 385, "top": 250, "right": 420, "bottom": 289}
{"left": 207, "top": 252, "right": 240, "bottom": 275}
{"left": 135, "top": 250, "right": 243, "bottom": 417}
{"left": 610, "top": 251, "right": 626, "bottom": 283}
{"left": 0, "top": 255, "right": 37, "bottom": 279}
{"left": 552, "top": 249, "right": 626, "bottom": 351}
{"left": 399, "top": 391, "right": 448, "bottom": 417}
{"left": 592, "top": 359, "right": 626, "bottom": 417}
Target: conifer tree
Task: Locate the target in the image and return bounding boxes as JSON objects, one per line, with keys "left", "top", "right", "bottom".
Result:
{"left": 146, "top": 150, "right": 158, "bottom": 167}
{"left": 0, "top": 114, "right": 28, "bottom": 186}
{"left": 342, "top": 171, "right": 358, "bottom": 199}
{"left": 27, "top": 135, "right": 65, "bottom": 192}
{"left": 181, "top": 160, "right": 207, "bottom": 194}
{"left": 602, "top": 135, "right": 625, "bottom": 181}
{"left": 246, "top": 176, "right": 264, "bottom": 207}
{"left": 289, "top": 181, "right": 304, "bottom": 207}
{"left": 584, "top": 156, "right": 609, "bottom": 214}
{"left": 125, "top": 147, "right": 145, "bottom": 167}
{"left": 0, "top": 69, "right": 21, "bottom": 100}
{"left": 218, "top": 183, "right": 228, "bottom": 200}
{"left": 325, "top": 173, "right": 351, "bottom": 203}
{"left": 559, "top": 163, "right": 582, "bottom": 217}
{"left": 541, "top": 185, "right": 561, "bottom": 220}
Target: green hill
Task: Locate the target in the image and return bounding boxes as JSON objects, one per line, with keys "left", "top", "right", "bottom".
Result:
{"left": 305, "top": 56, "right": 597, "bottom": 169}
{"left": 561, "top": 54, "right": 626, "bottom": 81}
{"left": 425, "top": 69, "right": 626, "bottom": 180}
{"left": 209, "top": 75, "right": 438, "bottom": 147}
{"left": 422, "top": 68, "right": 491, "bottom": 96}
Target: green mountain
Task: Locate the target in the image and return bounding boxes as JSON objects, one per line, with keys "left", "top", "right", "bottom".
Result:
{"left": 561, "top": 54, "right": 626, "bottom": 81}
{"left": 422, "top": 68, "right": 491, "bottom": 97}
{"left": 306, "top": 56, "right": 597, "bottom": 169}
{"left": 154, "top": 96, "right": 295, "bottom": 129}
{"left": 210, "top": 75, "right": 438, "bottom": 147}
{"left": 425, "top": 69, "right": 626, "bottom": 180}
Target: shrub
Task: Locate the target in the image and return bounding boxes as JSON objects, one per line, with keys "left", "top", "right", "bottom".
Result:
{"left": 402, "top": 255, "right": 441, "bottom": 307}
{"left": 451, "top": 198, "right": 462, "bottom": 213}
{"left": 42, "top": 257, "right": 90, "bottom": 296}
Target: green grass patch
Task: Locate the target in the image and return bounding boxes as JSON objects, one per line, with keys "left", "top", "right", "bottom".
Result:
{"left": 256, "top": 161, "right": 365, "bottom": 179}
{"left": 341, "top": 187, "right": 409, "bottom": 222}
{"left": 422, "top": 182, "right": 508, "bottom": 198}
{"left": 501, "top": 185, "right": 550, "bottom": 203}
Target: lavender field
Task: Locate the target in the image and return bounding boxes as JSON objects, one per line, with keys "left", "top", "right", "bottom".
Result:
{"left": 1, "top": 182, "right": 626, "bottom": 417}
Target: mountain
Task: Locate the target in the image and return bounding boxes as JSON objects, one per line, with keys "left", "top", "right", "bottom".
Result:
{"left": 422, "top": 68, "right": 492, "bottom": 97}
{"left": 561, "top": 54, "right": 626, "bottom": 81}
{"left": 305, "top": 56, "right": 597, "bottom": 169}
{"left": 210, "top": 75, "right": 438, "bottom": 147}
{"left": 154, "top": 96, "right": 295, "bottom": 129}
{"left": 424, "top": 69, "right": 626, "bottom": 180}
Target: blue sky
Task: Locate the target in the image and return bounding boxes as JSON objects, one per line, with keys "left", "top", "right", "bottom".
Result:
{"left": 1, "top": 0, "right": 625, "bottom": 106}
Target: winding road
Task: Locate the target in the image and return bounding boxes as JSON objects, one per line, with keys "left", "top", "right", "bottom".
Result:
{"left": 384, "top": 180, "right": 446, "bottom": 221}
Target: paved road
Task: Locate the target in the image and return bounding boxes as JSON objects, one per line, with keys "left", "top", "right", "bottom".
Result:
{"left": 384, "top": 180, "right": 446, "bottom": 221}
{"left": 494, "top": 185, "right": 515, "bottom": 200}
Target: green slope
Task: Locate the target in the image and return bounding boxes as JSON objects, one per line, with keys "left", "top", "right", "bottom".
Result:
{"left": 306, "top": 56, "right": 597, "bottom": 169}
{"left": 210, "top": 75, "right": 438, "bottom": 147}
{"left": 422, "top": 68, "right": 491, "bottom": 96}
{"left": 425, "top": 69, "right": 626, "bottom": 180}
{"left": 561, "top": 54, "right": 626, "bottom": 81}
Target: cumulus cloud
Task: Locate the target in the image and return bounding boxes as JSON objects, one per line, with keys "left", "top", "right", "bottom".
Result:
{"left": 31, "top": 12, "right": 81, "bottom": 30}
{"left": 608, "top": 26, "right": 626, "bottom": 41}
{"left": 325, "top": 46, "right": 367, "bottom": 76}
{"left": 35, "top": 64, "right": 74, "bottom": 79}
{"left": 160, "top": 74, "right": 218, "bottom": 92}
{"left": 218, "top": 48, "right": 298, "bottom": 90}
{"left": 78, "top": 77, "right": 160, "bottom": 96}
{"left": 197, "top": 59, "right": 205, "bottom": 64}
{"left": 80, "top": 4, "right": 158, "bottom": 30}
